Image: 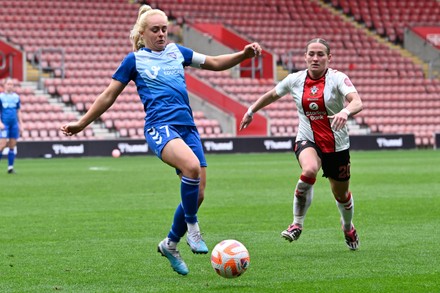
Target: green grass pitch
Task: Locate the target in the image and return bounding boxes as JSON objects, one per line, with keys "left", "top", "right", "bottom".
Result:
{"left": 1, "top": 150, "right": 439, "bottom": 292}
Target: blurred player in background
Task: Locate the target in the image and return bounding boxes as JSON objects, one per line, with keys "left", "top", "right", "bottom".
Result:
{"left": 240, "top": 38, "right": 363, "bottom": 250}
{"left": 0, "top": 78, "right": 24, "bottom": 174}
{"left": 60, "top": 5, "right": 262, "bottom": 274}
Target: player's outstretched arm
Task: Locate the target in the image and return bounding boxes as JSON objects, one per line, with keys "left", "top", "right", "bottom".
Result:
{"left": 202, "top": 43, "right": 262, "bottom": 71}
{"left": 239, "top": 88, "right": 280, "bottom": 131}
{"left": 61, "top": 79, "right": 126, "bottom": 136}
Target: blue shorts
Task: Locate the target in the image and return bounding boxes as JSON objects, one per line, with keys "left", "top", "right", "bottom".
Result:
{"left": 0, "top": 122, "right": 19, "bottom": 139}
{"left": 145, "top": 125, "right": 207, "bottom": 172}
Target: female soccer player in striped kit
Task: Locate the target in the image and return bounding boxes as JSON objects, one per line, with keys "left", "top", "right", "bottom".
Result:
{"left": 240, "top": 38, "right": 363, "bottom": 250}
{"left": 61, "top": 5, "right": 261, "bottom": 275}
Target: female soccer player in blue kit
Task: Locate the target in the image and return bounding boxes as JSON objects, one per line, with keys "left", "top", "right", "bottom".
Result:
{"left": 61, "top": 5, "right": 262, "bottom": 275}
{"left": 0, "top": 78, "right": 24, "bottom": 174}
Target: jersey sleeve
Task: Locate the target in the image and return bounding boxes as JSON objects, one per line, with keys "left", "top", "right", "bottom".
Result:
{"left": 176, "top": 44, "right": 194, "bottom": 67}
{"left": 112, "top": 52, "right": 136, "bottom": 85}
{"left": 175, "top": 44, "right": 206, "bottom": 68}
{"left": 275, "top": 73, "right": 296, "bottom": 97}
{"left": 337, "top": 72, "right": 357, "bottom": 97}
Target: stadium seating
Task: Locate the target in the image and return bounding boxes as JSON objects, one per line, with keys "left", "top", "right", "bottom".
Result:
{"left": 328, "top": 0, "right": 440, "bottom": 43}
{"left": 0, "top": 0, "right": 226, "bottom": 139}
{"left": 1, "top": 0, "right": 439, "bottom": 146}
{"left": 13, "top": 84, "right": 90, "bottom": 141}
{"left": 324, "top": 0, "right": 440, "bottom": 146}
{"left": 148, "top": 0, "right": 440, "bottom": 146}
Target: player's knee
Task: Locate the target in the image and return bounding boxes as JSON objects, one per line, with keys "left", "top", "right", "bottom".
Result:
{"left": 301, "top": 167, "right": 319, "bottom": 179}
{"left": 301, "top": 160, "right": 320, "bottom": 177}
{"left": 182, "top": 162, "right": 201, "bottom": 179}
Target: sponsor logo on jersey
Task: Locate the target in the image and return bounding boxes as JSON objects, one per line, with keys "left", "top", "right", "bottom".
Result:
{"left": 167, "top": 52, "right": 177, "bottom": 59}
{"left": 310, "top": 85, "right": 319, "bottom": 95}
{"left": 144, "top": 65, "right": 160, "bottom": 79}
{"left": 309, "top": 102, "right": 319, "bottom": 110}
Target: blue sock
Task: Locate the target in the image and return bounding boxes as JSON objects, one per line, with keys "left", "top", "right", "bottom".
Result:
{"left": 180, "top": 176, "right": 200, "bottom": 224}
{"left": 166, "top": 177, "right": 200, "bottom": 243}
{"left": 167, "top": 203, "right": 186, "bottom": 243}
{"left": 8, "top": 150, "right": 14, "bottom": 168}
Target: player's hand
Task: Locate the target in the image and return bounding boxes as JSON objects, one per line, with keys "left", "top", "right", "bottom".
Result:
{"left": 239, "top": 112, "right": 253, "bottom": 131}
{"left": 244, "top": 43, "right": 262, "bottom": 58}
{"left": 60, "top": 122, "right": 84, "bottom": 136}
{"left": 328, "top": 111, "right": 349, "bottom": 131}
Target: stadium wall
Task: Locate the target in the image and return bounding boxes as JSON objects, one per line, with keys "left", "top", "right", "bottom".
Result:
{"left": 185, "top": 73, "right": 268, "bottom": 136}
{"left": 0, "top": 37, "right": 24, "bottom": 80}
{"left": 404, "top": 27, "right": 440, "bottom": 75}
{"left": 189, "top": 92, "right": 236, "bottom": 135}
{"left": 183, "top": 23, "right": 274, "bottom": 79}
{"left": 12, "top": 134, "right": 419, "bottom": 159}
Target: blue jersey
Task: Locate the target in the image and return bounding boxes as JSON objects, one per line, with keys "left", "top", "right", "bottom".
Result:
{"left": 0, "top": 92, "right": 20, "bottom": 125}
{"left": 113, "top": 43, "right": 197, "bottom": 128}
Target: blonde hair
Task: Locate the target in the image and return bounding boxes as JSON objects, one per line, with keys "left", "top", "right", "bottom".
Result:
{"left": 130, "top": 5, "right": 168, "bottom": 51}
{"left": 3, "top": 77, "right": 14, "bottom": 86}
{"left": 2, "top": 77, "right": 15, "bottom": 93}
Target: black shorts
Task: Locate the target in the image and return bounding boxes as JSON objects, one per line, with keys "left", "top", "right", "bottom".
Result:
{"left": 294, "top": 140, "right": 351, "bottom": 181}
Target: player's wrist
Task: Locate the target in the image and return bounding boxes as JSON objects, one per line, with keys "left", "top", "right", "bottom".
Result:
{"left": 247, "top": 106, "right": 254, "bottom": 118}
{"left": 341, "top": 108, "right": 351, "bottom": 116}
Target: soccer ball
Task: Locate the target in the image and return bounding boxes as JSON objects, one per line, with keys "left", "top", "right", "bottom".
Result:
{"left": 210, "top": 239, "right": 250, "bottom": 278}
{"left": 112, "top": 149, "right": 121, "bottom": 158}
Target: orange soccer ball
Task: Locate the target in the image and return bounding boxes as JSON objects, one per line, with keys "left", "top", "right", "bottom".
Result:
{"left": 210, "top": 239, "right": 250, "bottom": 278}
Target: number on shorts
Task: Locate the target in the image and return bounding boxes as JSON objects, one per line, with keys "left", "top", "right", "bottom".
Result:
{"left": 339, "top": 163, "right": 351, "bottom": 179}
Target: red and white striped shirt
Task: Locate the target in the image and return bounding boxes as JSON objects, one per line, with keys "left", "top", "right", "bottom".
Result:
{"left": 275, "top": 68, "right": 357, "bottom": 153}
